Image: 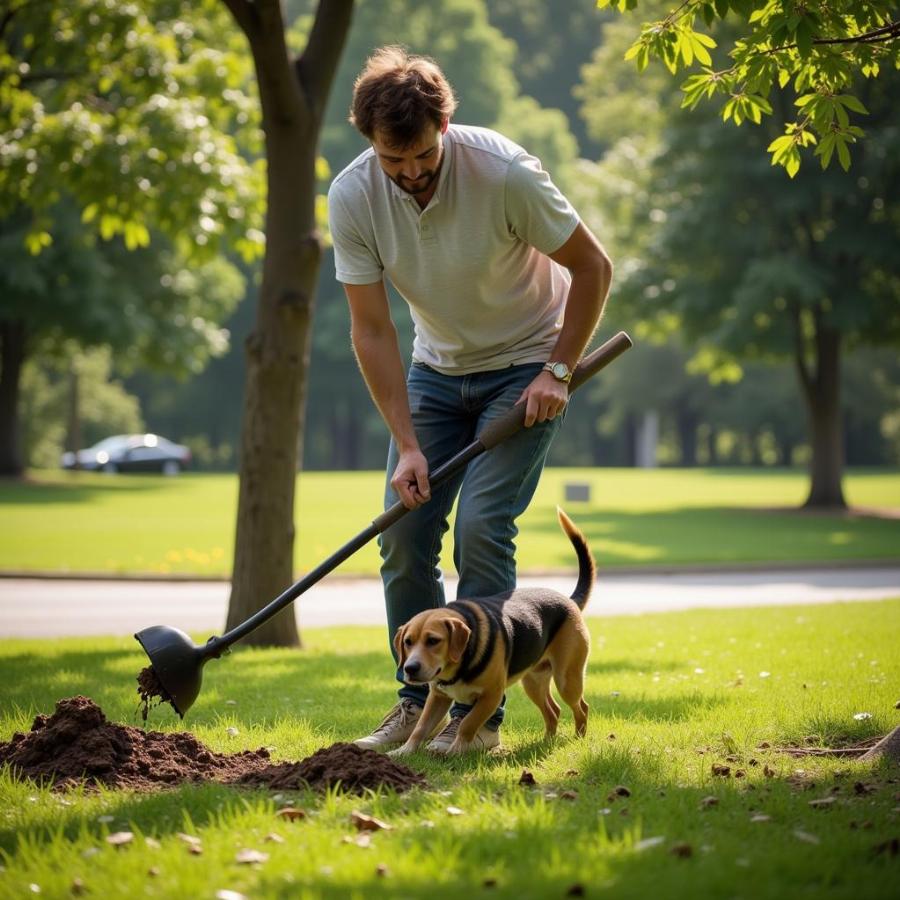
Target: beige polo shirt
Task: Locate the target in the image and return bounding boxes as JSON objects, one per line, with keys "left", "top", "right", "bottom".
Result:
{"left": 327, "top": 124, "right": 580, "bottom": 374}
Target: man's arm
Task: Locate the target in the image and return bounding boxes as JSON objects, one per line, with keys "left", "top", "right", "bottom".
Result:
{"left": 343, "top": 281, "right": 431, "bottom": 509}
{"left": 519, "top": 221, "right": 613, "bottom": 426}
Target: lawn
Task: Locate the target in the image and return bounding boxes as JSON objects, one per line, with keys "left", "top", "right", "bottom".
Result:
{"left": 1, "top": 600, "right": 898, "bottom": 899}
{"left": 1, "top": 468, "right": 898, "bottom": 577}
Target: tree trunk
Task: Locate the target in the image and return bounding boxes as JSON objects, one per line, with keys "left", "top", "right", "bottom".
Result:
{"left": 676, "top": 407, "right": 698, "bottom": 466}
{"left": 795, "top": 320, "right": 846, "bottom": 508}
{"left": 859, "top": 724, "right": 900, "bottom": 763}
{"left": 223, "top": 0, "right": 353, "bottom": 647}
{"left": 0, "top": 320, "right": 26, "bottom": 477}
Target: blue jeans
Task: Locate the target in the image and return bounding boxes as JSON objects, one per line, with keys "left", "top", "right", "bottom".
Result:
{"left": 379, "top": 361, "right": 565, "bottom": 729}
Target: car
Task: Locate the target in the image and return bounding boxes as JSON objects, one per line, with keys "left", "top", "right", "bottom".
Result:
{"left": 61, "top": 434, "right": 192, "bottom": 475}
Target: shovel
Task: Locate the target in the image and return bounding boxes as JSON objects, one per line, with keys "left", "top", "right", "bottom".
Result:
{"left": 135, "top": 330, "right": 633, "bottom": 717}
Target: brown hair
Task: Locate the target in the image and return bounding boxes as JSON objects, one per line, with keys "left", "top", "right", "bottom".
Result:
{"left": 349, "top": 46, "right": 457, "bottom": 148}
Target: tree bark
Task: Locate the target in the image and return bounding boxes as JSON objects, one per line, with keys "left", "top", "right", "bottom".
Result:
{"left": 793, "top": 314, "right": 846, "bottom": 509}
{"left": 859, "top": 724, "right": 900, "bottom": 763}
{"left": 223, "top": 0, "right": 354, "bottom": 647}
{"left": 0, "top": 320, "right": 26, "bottom": 477}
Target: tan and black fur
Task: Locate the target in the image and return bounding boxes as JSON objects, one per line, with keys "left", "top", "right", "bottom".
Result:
{"left": 391, "top": 508, "right": 595, "bottom": 755}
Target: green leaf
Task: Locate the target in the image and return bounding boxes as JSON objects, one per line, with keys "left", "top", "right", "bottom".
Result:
{"left": 838, "top": 94, "right": 869, "bottom": 115}
{"left": 785, "top": 147, "right": 801, "bottom": 178}
{"left": 836, "top": 138, "right": 851, "bottom": 171}
{"left": 795, "top": 20, "right": 814, "bottom": 58}
{"left": 714, "top": 0, "right": 729, "bottom": 18}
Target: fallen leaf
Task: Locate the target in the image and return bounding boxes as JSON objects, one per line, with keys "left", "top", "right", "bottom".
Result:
{"left": 375, "top": 863, "right": 389, "bottom": 877}
{"left": 712, "top": 764, "right": 731, "bottom": 777}
{"left": 560, "top": 790, "right": 578, "bottom": 801}
{"left": 446, "top": 806, "right": 465, "bottom": 816}
{"left": 793, "top": 829, "right": 820, "bottom": 845}
{"left": 96, "top": 815, "right": 114, "bottom": 824}
{"left": 758, "top": 741, "right": 772, "bottom": 749}
{"left": 144, "top": 837, "right": 161, "bottom": 849}
{"left": 187, "top": 845, "right": 203, "bottom": 856}
{"left": 853, "top": 782, "right": 874, "bottom": 795}
{"left": 29, "top": 884, "right": 40, "bottom": 894}
{"left": 264, "top": 833, "right": 285, "bottom": 844}
{"left": 852, "top": 712, "right": 872, "bottom": 721}
{"left": 518, "top": 770, "right": 537, "bottom": 786}
{"left": 177, "top": 833, "right": 202, "bottom": 847}
{"left": 763, "top": 765, "right": 776, "bottom": 778}
{"left": 565, "top": 769, "right": 580, "bottom": 776}
{"left": 226, "top": 726, "right": 239, "bottom": 736}
{"left": 275, "top": 807, "right": 306, "bottom": 821}
{"left": 147, "top": 867, "right": 160, "bottom": 878}
{"left": 354, "top": 834, "right": 372, "bottom": 848}
{"left": 350, "top": 811, "right": 392, "bottom": 832}
{"left": 670, "top": 842, "right": 693, "bottom": 858}
{"left": 634, "top": 836, "right": 665, "bottom": 851}
{"left": 735, "top": 769, "right": 747, "bottom": 778}
{"left": 225, "top": 700, "right": 237, "bottom": 706}
{"left": 215, "top": 891, "right": 248, "bottom": 900}
{"left": 750, "top": 814, "right": 771, "bottom": 823}
{"left": 612, "top": 785, "right": 631, "bottom": 797}
{"left": 106, "top": 832, "right": 134, "bottom": 847}
{"left": 809, "top": 797, "right": 836, "bottom": 809}
{"left": 699, "top": 796, "right": 719, "bottom": 809}
{"left": 71, "top": 878, "right": 86, "bottom": 896}
{"left": 235, "top": 849, "right": 269, "bottom": 865}
{"left": 607, "top": 733, "right": 616, "bottom": 741}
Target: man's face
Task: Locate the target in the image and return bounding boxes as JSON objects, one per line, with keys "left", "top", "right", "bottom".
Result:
{"left": 372, "top": 121, "right": 446, "bottom": 197}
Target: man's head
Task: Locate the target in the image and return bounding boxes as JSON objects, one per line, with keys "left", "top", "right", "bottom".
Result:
{"left": 350, "top": 46, "right": 457, "bottom": 197}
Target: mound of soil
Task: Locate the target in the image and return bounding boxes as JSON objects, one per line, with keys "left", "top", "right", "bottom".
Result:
{"left": 0, "top": 696, "right": 425, "bottom": 794}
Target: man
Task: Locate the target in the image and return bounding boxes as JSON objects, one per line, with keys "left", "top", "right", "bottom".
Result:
{"left": 328, "top": 46, "right": 612, "bottom": 753}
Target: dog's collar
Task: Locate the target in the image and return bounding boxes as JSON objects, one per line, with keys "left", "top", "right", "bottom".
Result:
{"left": 435, "top": 673, "right": 460, "bottom": 687}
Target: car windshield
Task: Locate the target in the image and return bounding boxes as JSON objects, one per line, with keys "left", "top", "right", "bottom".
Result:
{"left": 90, "top": 436, "right": 132, "bottom": 452}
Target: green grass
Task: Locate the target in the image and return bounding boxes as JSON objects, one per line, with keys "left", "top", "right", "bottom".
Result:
{"left": 1, "top": 468, "right": 898, "bottom": 577}
{"left": 1, "top": 601, "right": 899, "bottom": 899}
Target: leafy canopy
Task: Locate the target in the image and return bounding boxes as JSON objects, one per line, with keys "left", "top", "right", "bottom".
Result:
{"left": 596, "top": 0, "right": 900, "bottom": 176}
{"left": 0, "top": 0, "right": 264, "bottom": 260}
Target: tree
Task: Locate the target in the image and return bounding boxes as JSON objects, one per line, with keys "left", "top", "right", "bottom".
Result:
{"left": 579, "top": 11, "right": 900, "bottom": 505}
{"left": 595, "top": 0, "right": 900, "bottom": 174}
{"left": 219, "top": 0, "right": 353, "bottom": 647}
{"left": 0, "top": 0, "right": 263, "bottom": 474}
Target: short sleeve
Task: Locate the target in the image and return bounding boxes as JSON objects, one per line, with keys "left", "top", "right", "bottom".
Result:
{"left": 327, "top": 181, "right": 384, "bottom": 285}
{"left": 504, "top": 154, "right": 580, "bottom": 256}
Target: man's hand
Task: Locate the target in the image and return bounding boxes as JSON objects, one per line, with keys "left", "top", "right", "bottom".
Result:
{"left": 518, "top": 371, "right": 569, "bottom": 427}
{"left": 391, "top": 447, "right": 432, "bottom": 509}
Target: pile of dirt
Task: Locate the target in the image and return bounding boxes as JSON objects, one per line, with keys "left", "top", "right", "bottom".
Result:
{"left": 0, "top": 696, "right": 425, "bottom": 794}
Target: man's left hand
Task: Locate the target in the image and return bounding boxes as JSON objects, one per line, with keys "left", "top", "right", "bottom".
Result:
{"left": 518, "top": 371, "right": 569, "bottom": 427}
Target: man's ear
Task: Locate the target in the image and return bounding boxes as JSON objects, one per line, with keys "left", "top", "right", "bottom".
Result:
{"left": 440, "top": 117, "right": 450, "bottom": 134}
{"left": 446, "top": 618, "right": 471, "bottom": 664}
{"left": 393, "top": 624, "right": 408, "bottom": 668}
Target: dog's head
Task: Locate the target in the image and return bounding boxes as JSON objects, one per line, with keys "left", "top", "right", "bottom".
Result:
{"left": 393, "top": 610, "right": 471, "bottom": 684}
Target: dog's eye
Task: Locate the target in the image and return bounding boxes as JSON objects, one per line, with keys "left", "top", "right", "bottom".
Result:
{"left": 404, "top": 637, "right": 413, "bottom": 647}
{"left": 425, "top": 636, "right": 441, "bottom": 647}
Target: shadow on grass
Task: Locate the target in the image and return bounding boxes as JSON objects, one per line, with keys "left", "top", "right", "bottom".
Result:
{"left": 0, "top": 475, "right": 163, "bottom": 505}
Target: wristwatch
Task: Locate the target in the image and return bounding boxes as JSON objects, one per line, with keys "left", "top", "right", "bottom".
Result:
{"left": 543, "top": 361, "right": 573, "bottom": 384}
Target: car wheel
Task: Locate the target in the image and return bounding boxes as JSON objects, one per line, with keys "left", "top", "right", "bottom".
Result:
{"left": 102, "top": 462, "right": 118, "bottom": 474}
{"left": 162, "top": 460, "right": 181, "bottom": 476}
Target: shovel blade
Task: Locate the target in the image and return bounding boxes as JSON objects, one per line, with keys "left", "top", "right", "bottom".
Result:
{"left": 135, "top": 625, "right": 207, "bottom": 718}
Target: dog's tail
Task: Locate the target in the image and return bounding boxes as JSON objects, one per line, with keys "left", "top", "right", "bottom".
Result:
{"left": 557, "top": 507, "right": 595, "bottom": 610}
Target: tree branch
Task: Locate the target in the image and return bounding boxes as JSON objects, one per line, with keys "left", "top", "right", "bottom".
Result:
{"left": 294, "top": 0, "right": 354, "bottom": 122}
{"left": 789, "top": 303, "right": 813, "bottom": 398}
{"left": 220, "top": 0, "right": 258, "bottom": 40}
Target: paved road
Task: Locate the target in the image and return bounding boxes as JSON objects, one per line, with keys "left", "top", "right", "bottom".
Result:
{"left": 1, "top": 567, "right": 898, "bottom": 638}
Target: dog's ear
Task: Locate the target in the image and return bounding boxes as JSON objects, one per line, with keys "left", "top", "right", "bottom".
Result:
{"left": 393, "top": 624, "right": 408, "bottom": 668}
{"left": 446, "top": 617, "right": 471, "bottom": 664}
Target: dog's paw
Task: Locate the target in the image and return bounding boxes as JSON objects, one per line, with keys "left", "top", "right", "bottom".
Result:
{"left": 388, "top": 743, "right": 416, "bottom": 757}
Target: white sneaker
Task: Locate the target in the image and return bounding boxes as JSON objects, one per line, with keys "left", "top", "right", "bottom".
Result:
{"left": 353, "top": 699, "right": 445, "bottom": 751}
{"left": 426, "top": 716, "right": 501, "bottom": 754}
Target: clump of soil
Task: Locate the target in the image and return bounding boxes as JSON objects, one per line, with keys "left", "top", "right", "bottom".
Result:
{"left": 239, "top": 742, "right": 427, "bottom": 793}
{"left": 136, "top": 666, "right": 175, "bottom": 722}
{"left": 0, "top": 696, "right": 425, "bottom": 794}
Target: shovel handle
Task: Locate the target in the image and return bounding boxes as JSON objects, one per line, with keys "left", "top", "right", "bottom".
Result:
{"left": 371, "top": 330, "right": 632, "bottom": 534}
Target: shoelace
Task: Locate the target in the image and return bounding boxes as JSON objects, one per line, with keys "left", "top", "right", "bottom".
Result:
{"left": 372, "top": 700, "right": 416, "bottom": 735}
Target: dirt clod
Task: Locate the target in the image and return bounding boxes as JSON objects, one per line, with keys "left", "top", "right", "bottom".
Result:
{"left": 0, "top": 696, "right": 426, "bottom": 795}
{"left": 136, "top": 667, "right": 174, "bottom": 722}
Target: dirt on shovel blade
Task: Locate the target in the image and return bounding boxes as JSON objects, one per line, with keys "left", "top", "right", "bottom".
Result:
{"left": 0, "top": 696, "right": 426, "bottom": 794}
{"left": 136, "top": 666, "right": 175, "bottom": 721}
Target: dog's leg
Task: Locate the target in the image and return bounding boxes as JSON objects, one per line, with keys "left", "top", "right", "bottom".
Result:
{"left": 551, "top": 622, "right": 591, "bottom": 738}
{"left": 522, "top": 663, "right": 560, "bottom": 738}
{"left": 391, "top": 690, "right": 453, "bottom": 756}
{"left": 447, "top": 684, "right": 504, "bottom": 754}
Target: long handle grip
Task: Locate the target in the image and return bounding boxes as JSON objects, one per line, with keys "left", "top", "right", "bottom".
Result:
{"left": 209, "top": 330, "right": 632, "bottom": 655}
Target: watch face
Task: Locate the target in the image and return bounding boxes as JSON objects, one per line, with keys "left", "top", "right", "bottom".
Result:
{"left": 552, "top": 362, "right": 569, "bottom": 380}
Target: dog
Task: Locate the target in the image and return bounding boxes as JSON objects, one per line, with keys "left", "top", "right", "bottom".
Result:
{"left": 390, "top": 507, "right": 595, "bottom": 755}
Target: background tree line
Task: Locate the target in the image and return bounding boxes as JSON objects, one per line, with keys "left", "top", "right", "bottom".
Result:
{"left": 6, "top": 0, "right": 900, "bottom": 483}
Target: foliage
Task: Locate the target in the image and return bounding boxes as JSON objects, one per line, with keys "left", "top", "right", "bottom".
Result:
{"left": 0, "top": 0, "right": 264, "bottom": 259}
{"left": 19, "top": 346, "right": 143, "bottom": 468}
{"left": 596, "top": 0, "right": 900, "bottom": 174}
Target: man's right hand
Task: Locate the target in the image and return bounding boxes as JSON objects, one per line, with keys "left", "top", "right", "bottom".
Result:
{"left": 391, "top": 447, "right": 432, "bottom": 509}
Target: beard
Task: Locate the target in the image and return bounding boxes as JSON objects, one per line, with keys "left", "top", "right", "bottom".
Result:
{"left": 392, "top": 148, "right": 444, "bottom": 195}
